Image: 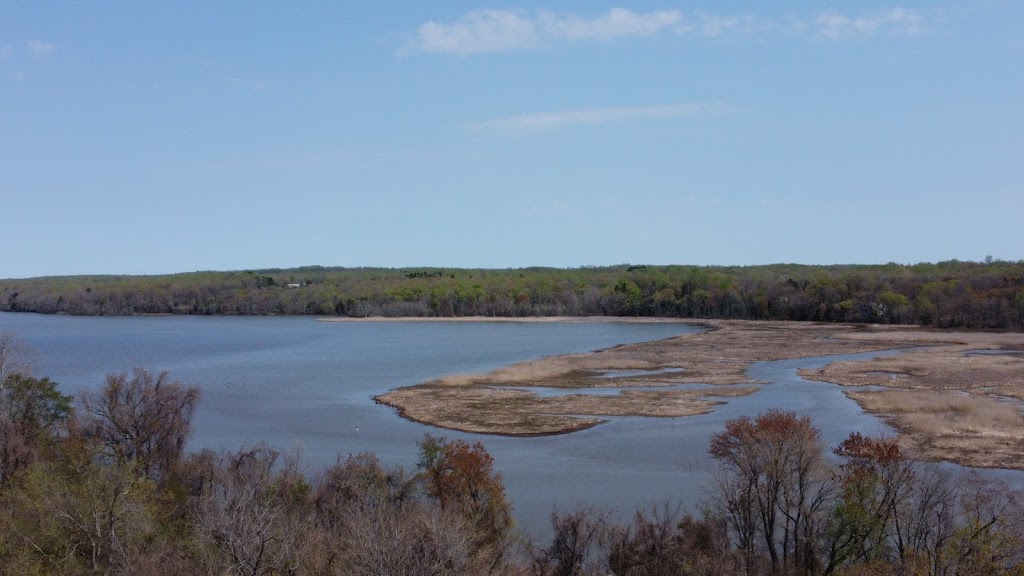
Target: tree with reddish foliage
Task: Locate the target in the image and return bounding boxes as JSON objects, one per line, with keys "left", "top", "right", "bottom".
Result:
{"left": 709, "top": 409, "right": 832, "bottom": 575}
{"left": 417, "top": 434, "right": 513, "bottom": 569}
{"left": 822, "top": 433, "right": 916, "bottom": 575}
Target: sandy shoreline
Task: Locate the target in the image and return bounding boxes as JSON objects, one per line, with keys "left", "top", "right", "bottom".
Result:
{"left": 318, "top": 315, "right": 691, "bottom": 323}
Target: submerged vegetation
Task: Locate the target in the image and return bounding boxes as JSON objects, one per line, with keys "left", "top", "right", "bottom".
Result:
{"left": 3, "top": 260, "right": 1024, "bottom": 329}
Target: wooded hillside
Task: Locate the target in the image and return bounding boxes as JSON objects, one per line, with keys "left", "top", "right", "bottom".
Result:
{"left": 3, "top": 260, "right": 1023, "bottom": 329}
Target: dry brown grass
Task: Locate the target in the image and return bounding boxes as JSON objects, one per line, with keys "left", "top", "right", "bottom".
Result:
{"left": 373, "top": 319, "right": 1024, "bottom": 464}
{"left": 801, "top": 348, "right": 1024, "bottom": 393}
{"left": 846, "top": 389, "right": 1024, "bottom": 469}
{"left": 374, "top": 320, "right": 921, "bottom": 436}
{"left": 376, "top": 384, "right": 761, "bottom": 436}
{"left": 798, "top": 328, "right": 1024, "bottom": 469}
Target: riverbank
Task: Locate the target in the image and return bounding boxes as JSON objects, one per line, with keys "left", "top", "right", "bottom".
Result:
{"left": 374, "top": 320, "right": 1024, "bottom": 469}
{"left": 319, "top": 315, "right": 688, "bottom": 323}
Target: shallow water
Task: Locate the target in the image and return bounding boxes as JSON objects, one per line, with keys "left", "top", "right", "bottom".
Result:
{"left": 498, "top": 381, "right": 713, "bottom": 398}
{"left": 2, "top": 312, "right": 1021, "bottom": 541}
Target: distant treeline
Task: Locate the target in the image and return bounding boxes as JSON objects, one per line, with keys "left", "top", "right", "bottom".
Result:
{"left": 3, "top": 260, "right": 1024, "bottom": 329}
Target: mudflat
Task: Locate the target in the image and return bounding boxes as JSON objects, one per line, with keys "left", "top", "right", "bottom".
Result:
{"left": 374, "top": 320, "right": 1024, "bottom": 469}
{"left": 374, "top": 320, "right": 903, "bottom": 434}
{"left": 799, "top": 330, "right": 1024, "bottom": 469}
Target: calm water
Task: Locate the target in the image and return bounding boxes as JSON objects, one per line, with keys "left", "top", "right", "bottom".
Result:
{"left": 2, "top": 312, "right": 1020, "bottom": 540}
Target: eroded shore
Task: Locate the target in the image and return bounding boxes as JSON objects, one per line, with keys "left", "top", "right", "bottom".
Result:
{"left": 370, "top": 319, "right": 1024, "bottom": 469}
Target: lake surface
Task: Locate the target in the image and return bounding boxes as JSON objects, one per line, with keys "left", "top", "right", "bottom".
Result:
{"left": 2, "top": 313, "right": 1020, "bottom": 541}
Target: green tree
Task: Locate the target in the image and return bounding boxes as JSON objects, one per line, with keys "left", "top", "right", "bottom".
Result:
{"left": 0, "top": 374, "right": 73, "bottom": 486}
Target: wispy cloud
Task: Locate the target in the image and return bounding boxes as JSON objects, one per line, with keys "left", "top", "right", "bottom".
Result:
{"left": 468, "top": 103, "right": 723, "bottom": 134}
{"left": 416, "top": 8, "right": 681, "bottom": 54}
{"left": 816, "top": 8, "right": 923, "bottom": 39}
{"left": 538, "top": 8, "right": 681, "bottom": 41}
{"left": 693, "top": 13, "right": 773, "bottom": 38}
{"left": 417, "top": 10, "right": 540, "bottom": 55}
{"left": 0, "top": 45, "right": 12, "bottom": 61}
{"left": 26, "top": 39, "right": 56, "bottom": 58}
{"left": 414, "top": 7, "right": 928, "bottom": 54}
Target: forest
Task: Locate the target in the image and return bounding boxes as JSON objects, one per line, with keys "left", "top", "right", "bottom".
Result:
{"left": 1, "top": 335, "right": 1023, "bottom": 575}
{"left": 3, "top": 260, "right": 1024, "bottom": 330}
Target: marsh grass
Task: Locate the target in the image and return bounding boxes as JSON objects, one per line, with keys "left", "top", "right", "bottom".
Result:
{"left": 795, "top": 327, "right": 1024, "bottom": 468}
{"left": 376, "top": 320, "right": 917, "bottom": 436}
{"left": 847, "top": 389, "right": 1024, "bottom": 469}
{"left": 377, "top": 320, "right": 1024, "bottom": 458}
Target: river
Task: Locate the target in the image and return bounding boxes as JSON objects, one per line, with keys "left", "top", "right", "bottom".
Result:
{"left": 1, "top": 312, "right": 1019, "bottom": 541}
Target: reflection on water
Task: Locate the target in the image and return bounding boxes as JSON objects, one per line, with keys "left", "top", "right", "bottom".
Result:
{"left": 964, "top": 350, "right": 1024, "bottom": 357}
{"left": 1, "top": 313, "right": 1021, "bottom": 542}
{"left": 496, "top": 382, "right": 713, "bottom": 398}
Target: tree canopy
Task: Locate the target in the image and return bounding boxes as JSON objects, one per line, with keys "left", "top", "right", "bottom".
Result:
{"left": 3, "top": 260, "right": 1024, "bottom": 329}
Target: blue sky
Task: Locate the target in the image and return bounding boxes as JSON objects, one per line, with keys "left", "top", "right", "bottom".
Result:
{"left": 2, "top": 2, "right": 1022, "bottom": 278}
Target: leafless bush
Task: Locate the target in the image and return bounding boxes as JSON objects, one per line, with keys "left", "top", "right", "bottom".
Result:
{"left": 190, "top": 444, "right": 315, "bottom": 576}
{"left": 0, "top": 332, "right": 36, "bottom": 385}
{"left": 78, "top": 368, "right": 200, "bottom": 481}
{"left": 314, "top": 451, "right": 416, "bottom": 533}
{"left": 608, "top": 503, "right": 732, "bottom": 576}
{"left": 531, "top": 504, "right": 611, "bottom": 576}
{"left": 331, "top": 502, "right": 475, "bottom": 575}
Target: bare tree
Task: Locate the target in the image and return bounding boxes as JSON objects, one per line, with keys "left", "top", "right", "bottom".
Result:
{"left": 78, "top": 368, "right": 200, "bottom": 481}
{"left": 709, "top": 409, "right": 831, "bottom": 575}
{"left": 190, "top": 444, "right": 314, "bottom": 576}
{"left": 952, "top": 474, "right": 1024, "bottom": 575}
{"left": 333, "top": 502, "right": 475, "bottom": 576}
{"left": 532, "top": 504, "right": 610, "bottom": 576}
{"left": 607, "top": 503, "right": 732, "bottom": 576}
{"left": 314, "top": 451, "right": 417, "bottom": 532}
{"left": 0, "top": 331, "right": 36, "bottom": 387}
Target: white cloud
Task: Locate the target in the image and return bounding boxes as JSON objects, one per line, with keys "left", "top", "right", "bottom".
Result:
{"left": 26, "top": 39, "right": 56, "bottom": 58}
{"left": 469, "top": 103, "right": 722, "bottom": 134}
{"left": 695, "top": 13, "right": 770, "bottom": 38}
{"left": 416, "top": 8, "right": 681, "bottom": 54}
{"left": 817, "top": 8, "right": 923, "bottom": 39}
{"left": 417, "top": 10, "right": 539, "bottom": 55}
{"left": 414, "top": 6, "right": 928, "bottom": 54}
{"left": 538, "top": 8, "right": 681, "bottom": 41}
{"left": 0, "top": 45, "right": 12, "bottom": 61}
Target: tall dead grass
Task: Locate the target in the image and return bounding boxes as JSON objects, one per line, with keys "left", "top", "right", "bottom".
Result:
{"left": 847, "top": 389, "right": 1024, "bottom": 468}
